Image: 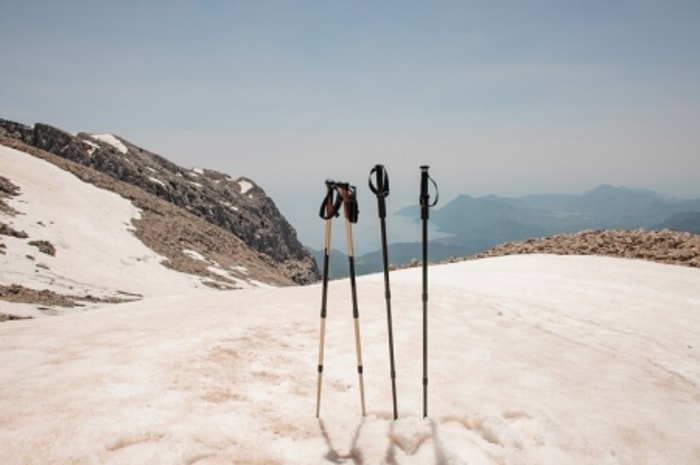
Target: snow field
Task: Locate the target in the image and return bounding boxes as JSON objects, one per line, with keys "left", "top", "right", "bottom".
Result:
{"left": 1, "top": 145, "right": 218, "bottom": 316}
{"left": 1, "top": 256, "right": 698, "bottom": 464}
{"left": 2, "top": 143, "right": 700, "bottom": 464}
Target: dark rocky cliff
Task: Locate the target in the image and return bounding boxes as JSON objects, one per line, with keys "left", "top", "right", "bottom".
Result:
{"left": 0, "top": 118, "right": 319, "bottom": 284}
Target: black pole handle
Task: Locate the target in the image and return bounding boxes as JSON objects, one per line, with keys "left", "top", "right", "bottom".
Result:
{"left": 419, "top": 166, "right": 439, "bottom": 220}
{"left": 319, "top": 179, "right": 343, "bottom": 220}
{"left": 323, "top": 181, "right": 359, "bottom": 224}
{"left": 338, "top": 182, "right": 359, "bottom": 224}
{"left": 369, "top": 164, "right": 390, "bottom": 219}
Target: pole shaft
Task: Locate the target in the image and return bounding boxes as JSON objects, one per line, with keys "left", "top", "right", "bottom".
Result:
{"left": 341, "top": 185, "right": 366, "bottom": 417}
{"left": 380, "top": 216, "right": 398, "bottom": 420}
{"left": 315, "top": 318, "right": 326, "bottom": 418}
{"left": 371, "top": 164, "right": 398, "bottom": 420}
{"left": 422, "top": 218, "right": 428, "bottom": 419}
{"left": 315, "top": 191, "right": 334, "bottom": 418}
{"left": 420, "top": 165, "right": 430, "bottom": 419}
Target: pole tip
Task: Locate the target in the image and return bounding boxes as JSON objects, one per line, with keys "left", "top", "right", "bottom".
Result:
{"left": 420, "top": 165, "right": 429, "bottom": 171}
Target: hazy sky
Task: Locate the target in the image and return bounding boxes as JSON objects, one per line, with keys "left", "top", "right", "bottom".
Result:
{"left": 2, "top": 0, "right": 699, "bottom": 249}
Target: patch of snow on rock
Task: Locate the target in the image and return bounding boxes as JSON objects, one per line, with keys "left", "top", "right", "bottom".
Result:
{"left": 90, "top": 134, "right": 128, "bottom": 154}
{"left": 232, "top": 265, "right": 249, "bottom": 275}
{"left": 81, "top": 139, "right": 100, "bottom": 156}
{"left": 182, "top": 249, "right": 207, "bottom": 262}
{"left": 148, "top": 177, "right": 165, "bottom": 187}
{"left": 238, "top": 179, "right": 253, "bottom": 194}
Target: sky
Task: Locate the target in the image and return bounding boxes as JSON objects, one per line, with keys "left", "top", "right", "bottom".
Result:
{"left": 2, "top": 145, "right": 700, "bottom": 463}
{"left": 2, "top": 0, "right": 700, "bottom": 249}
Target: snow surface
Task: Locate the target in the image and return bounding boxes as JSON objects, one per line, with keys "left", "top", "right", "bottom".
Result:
{"left": 0, "top": 146, "right": 224, "bottom": 317}
{"left": 2, "top": 145, "right": 700, "bottom": 464}
{"left": 181, "top": 249, "right": 258, "bottom": 289}
{"left": 238, "top": 179, "right": 253, "bottom": 195}
{"left": 90, "top": 133, "right": 128, "bottom": 154}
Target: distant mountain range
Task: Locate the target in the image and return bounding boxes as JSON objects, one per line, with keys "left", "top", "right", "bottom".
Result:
{"left": 312, "top": 184, "right": 700, "bottom": 279}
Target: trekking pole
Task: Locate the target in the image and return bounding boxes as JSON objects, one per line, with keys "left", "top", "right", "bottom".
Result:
{"left": 368, "top": 164, "right": 398, "bottom": 420}
{"left": 337, "top": 182, "right": 367, "bottom": 417}
{"left": 316, "top": 180, "right": 342, "bottom": 418}
{"left": 419, "top": 165, "right": 438, "bottom": 419}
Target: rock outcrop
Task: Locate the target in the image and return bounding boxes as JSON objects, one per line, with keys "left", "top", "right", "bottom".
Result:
{"left": 450, "top": 228, "right": 700, "bottom": 268}
{"left": 0, "top": 118, "right": 319, "bottom": 284}
{"left": 1, "top": 136, "right": 310, "bottom": 305}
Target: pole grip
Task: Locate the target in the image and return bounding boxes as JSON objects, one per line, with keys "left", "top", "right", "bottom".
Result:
{"left": 320, "top": 180, "right": 342, "bottom": 220}
{"left": 369, "top": 164, "right": 389, "bottom": 219}
{"left": 420, "top": 165, "right": 430, "bottom": 220}
{"left": 338, "top": 183, "right": 359, "bottom": 224}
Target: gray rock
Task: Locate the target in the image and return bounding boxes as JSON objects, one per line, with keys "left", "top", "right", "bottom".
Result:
{"left": 0, "top": 118, "right": 319, "bottom": 284}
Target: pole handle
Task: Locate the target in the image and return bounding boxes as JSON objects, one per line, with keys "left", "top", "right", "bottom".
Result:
{"left": 336, "top": 182, "right": 359, "bottom": 224}
{"left": 419, "top": 166, "right": 439, "bottom": 220}
{"left": 319, "top": 180, "right": 343, "bottom": 220}
{"left": 369, "top": 164, "right": 390, "bottom": 219}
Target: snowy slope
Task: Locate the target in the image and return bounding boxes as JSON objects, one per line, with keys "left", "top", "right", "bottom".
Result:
{"left": 1, "top": 145, "right": 263, "bottom": 317}
{"left": 2, "top": 144, "right": 700, "bottom": 464}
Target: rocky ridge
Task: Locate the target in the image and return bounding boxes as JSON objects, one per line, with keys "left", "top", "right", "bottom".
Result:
{"left": 445, "top": 228, "right": 700, "bottom": 268}
{"left": 1, "top": 136, "right": 309, "bottom": 313}
{"left": 0, "top": 118, "right": 318, "bottom": 284}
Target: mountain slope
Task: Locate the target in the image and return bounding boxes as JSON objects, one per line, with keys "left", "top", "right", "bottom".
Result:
{"left": 1, "top": 143, "right": 301, "bottom": 317}
{"left": 0, "top": 118, "right": 319, "bottom": 284}
{"left": 653, "top": 211, "right": 700, "bottom": 234}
